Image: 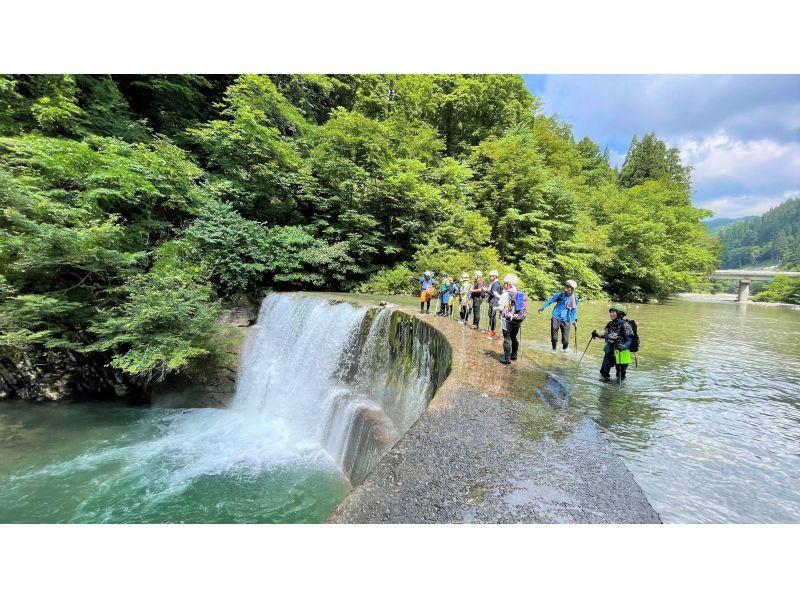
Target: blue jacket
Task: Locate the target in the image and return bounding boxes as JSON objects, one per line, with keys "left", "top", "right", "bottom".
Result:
{"left": 419, "top": 276, "right": 436, "bottom": 291}
{"left": 541, "top": 291, "right": 578, "bottom": 323}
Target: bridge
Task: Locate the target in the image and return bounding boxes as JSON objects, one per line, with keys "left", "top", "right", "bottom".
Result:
{"left": 710, "top": 269, "right": 800, "bottom": 301}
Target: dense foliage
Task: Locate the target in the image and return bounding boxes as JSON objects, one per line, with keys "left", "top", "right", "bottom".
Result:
{"left": 714, "top": 198, "right": 800, "bottom": 269}
{"left": 754, "top": 275, "right": 800, "bottom": 305}
{"left": 0, "top": 74, "right": 720, "bottom": 382}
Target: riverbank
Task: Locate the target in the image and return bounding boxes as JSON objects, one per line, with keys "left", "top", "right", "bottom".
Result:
{"left": 328, "top": 301, "right": 660, "bottom": 523}
{"left": 677, "top": 292, "right": 800, "bottom": 309}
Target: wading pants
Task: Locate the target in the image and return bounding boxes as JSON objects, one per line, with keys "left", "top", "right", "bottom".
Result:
{"left": 551, "top": 317, "right": 570, "bottom": 349}
{"left": 600, "top": 350, "right": 628, "bottom": 380}
{"left": 503, "top": 320, "right": 522, "bottom": 360}
{"left": 472, "top": 298, "right": 482, "bottom": 327}
{"left": 488, "top": 304, "right": 498, "bottom": 332}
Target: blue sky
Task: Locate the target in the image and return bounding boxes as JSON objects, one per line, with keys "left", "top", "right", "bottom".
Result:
{"left": 522, "top": 75, "right": 800, "bottom": 219}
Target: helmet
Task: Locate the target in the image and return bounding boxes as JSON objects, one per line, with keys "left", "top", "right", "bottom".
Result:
{"left": 609, "top": 303, "right": 626, "bottom": 316}
{"left": 461, "top": 273, "right": 469, "bottom": 280}
{"left": 441, "top": 271, "right": 448, "bottom": 276}
{"left": 474, "top": 271, "right": 483, "bottom": 278}
{"left": 503, "top": 274, "right": 519, "bottom": 286}
{"left": 488, "top": 270, "right": 498, "bottom": 277}
{"left": 565, "top": 279, "right": 577, "bottom": 289}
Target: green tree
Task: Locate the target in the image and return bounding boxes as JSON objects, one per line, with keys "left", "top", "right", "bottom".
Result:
{"left": 619, "top": 132, "right": 691, "bottom": 192}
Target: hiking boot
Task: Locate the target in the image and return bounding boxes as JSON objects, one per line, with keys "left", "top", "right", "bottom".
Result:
{"left": 499, "top": 357, "right": 512, "bottom": 365}
{"left": 510, "top": 354, "right": 518, "bottom": 361}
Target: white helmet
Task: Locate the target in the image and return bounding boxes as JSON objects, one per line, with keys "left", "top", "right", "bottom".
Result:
{"left": 503, "top": 274, "right": 519, "bottom": 286}
{"left": 565, "top": 279, "right": 577, "bottom": 289}
{"left": 488, "top": 270, "right": 498, "bottom": 277}
{"left": 474, "top": 271, "right": 483, "bottom": 278}
{"left": 461, "top": 272, "right": 469, "bottom": 280}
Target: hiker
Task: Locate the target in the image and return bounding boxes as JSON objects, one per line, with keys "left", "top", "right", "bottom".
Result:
{"left": 497, "top": 274, "right": 527, "bottom": 365}
{"left": 437, "top": 272, "right": 451, "bottom": 317}
{"left": 538, "top": 280, "right": 579, "bottom": 351}
{"left": 592, "top": 303, "right": 634, "bottom": 382}
{"left": 448, "top": 275, "right": 459, "bottom": 319}
{"left": 485, "top": 270, "right": 502, "bottom": 339}
{"left": 418, "top": 271, "right": 435, "bottom": 314}
{"left": 458, "top": 273, "right": 471, "bottom": 323}
{"left": 469, "top": 271, "right": 485, "bottom": 329}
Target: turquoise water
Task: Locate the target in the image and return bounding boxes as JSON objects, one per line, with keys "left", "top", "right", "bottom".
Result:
{"left": 1, "top": 295, "right": 798, "bottom": 523}
{"left": 0, "top": 402, "right": 348, "bottom": 523}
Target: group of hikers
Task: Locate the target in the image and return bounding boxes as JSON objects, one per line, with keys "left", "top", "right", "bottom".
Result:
{"left": 417, "top": 271, "right": 638, "bottom": 382}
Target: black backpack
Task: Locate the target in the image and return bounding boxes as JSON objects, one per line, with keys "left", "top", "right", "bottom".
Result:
{"left": 626, "top": 319, "right": 640, "bottom": 353}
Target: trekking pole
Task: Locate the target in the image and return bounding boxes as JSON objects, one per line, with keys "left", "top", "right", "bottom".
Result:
{"left": 573, "top": 323, "right": 578, "bottom": 354}
{"left": 577, "top": 336, "right": 594, "bottom": 365}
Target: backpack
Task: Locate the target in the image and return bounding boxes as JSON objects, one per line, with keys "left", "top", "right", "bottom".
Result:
{"left": 504, "top": 290, "right": 527, "bottom": 321}
{"left": 626, "top": 319, "right": 640, "bottom": 353}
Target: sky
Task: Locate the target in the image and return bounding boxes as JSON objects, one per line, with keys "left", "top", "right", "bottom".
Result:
{"left": 522, "top": 75, "right": 800, "bottom": 219}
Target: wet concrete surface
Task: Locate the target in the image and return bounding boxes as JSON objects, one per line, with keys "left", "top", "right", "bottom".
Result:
{"left": 328, "top": 305, "right": 660, "bottom": 524}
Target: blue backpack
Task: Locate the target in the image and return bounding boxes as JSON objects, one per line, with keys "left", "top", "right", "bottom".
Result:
{"left": 503, "top": 291, "right": 528, "bottom": 321}
{"left": 514, "top": 291, "right": 528, "bottom": 320}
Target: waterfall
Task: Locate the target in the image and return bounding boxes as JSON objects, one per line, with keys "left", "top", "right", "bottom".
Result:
{"left": 0, "top": 292, "right": 451, "bottom": 522}
{"left": 231, "top": 293, "right": 450, "bottom": 485}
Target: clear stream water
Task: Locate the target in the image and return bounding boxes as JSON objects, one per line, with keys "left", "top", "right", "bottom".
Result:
{"left": 0, "top": 295, "right": 798, "bottom": 523}
{"left": 0, "top": 294, "right": 440, "bottom": 523}
{"left": 525, "top": 296, "right": 800, "bottom": 523}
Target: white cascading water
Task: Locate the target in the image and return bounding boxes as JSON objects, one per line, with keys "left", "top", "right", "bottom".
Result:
{"left": 5, "top": 293, "right": 443, "bottom": 521}
{"left": 234, "top": 294, "right": 438, "bottom": 484}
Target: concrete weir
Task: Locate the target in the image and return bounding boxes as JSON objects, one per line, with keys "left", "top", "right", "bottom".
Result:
{"left": 328, "top": 304, "right": 660, "bottom": 524}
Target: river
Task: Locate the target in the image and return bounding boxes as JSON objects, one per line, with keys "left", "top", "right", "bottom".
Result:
{"left": 0, "top": 294, "right": 798, "bottom": 523}
{"left": 525, "top": 295, "right": 800, "bottom": 523}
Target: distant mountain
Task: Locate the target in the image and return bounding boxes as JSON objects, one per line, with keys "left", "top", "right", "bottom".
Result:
{"left": 713, "top": 198, "right": 800, "bottom": 269}
{"left": 703, "top": 216, "right": 755, "bottom": 233}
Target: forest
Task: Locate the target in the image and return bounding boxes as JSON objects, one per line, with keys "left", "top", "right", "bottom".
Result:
{"left": 715, "top": 198, "right": 800, "bottom": 270}
{"left": 0, "top": 75, "right": 720, "bottom": 382}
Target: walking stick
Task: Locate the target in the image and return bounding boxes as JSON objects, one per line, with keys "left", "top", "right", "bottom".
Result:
{"left": 573, "top": 323, "right": 578, "bottom": 353}
{"left": 578, "top": 336, "right": 594, "bottom": 365}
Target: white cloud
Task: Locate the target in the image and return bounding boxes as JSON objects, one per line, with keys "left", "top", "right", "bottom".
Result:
{"left": 699, "top": 191, "right": 800, "bottom": 218}
{"left": 526, "top": 75, "right": 800, "bottom": 218}
{"left": 535, "top": 75, "right": 800, "bottom": 145}
{"left": 677, "top": 131, "right": 800, "bottom": 186}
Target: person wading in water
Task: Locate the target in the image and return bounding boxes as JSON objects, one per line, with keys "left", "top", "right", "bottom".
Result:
{"left": 458, "top": 273, "right": 471, "bottom": 324}
{"left": 497, "top": 274, "right": 527, "bottom": 365}
{"left": 485, "top": 270, "right": 502, "bottom": 339}
{"left": 538, "top": 280, "right": 579, "bottom": 351}
{"left": 418, "top": 271, "right": 435, "bottom": 315}
{"left": 592, "top": 303, "right": 634, "bottom": 382}
{"left": 469, "top": 271, "right": 485, "bottom": 330}
{"left": 436, "top": 272, "right": 451, "bottom": 317}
